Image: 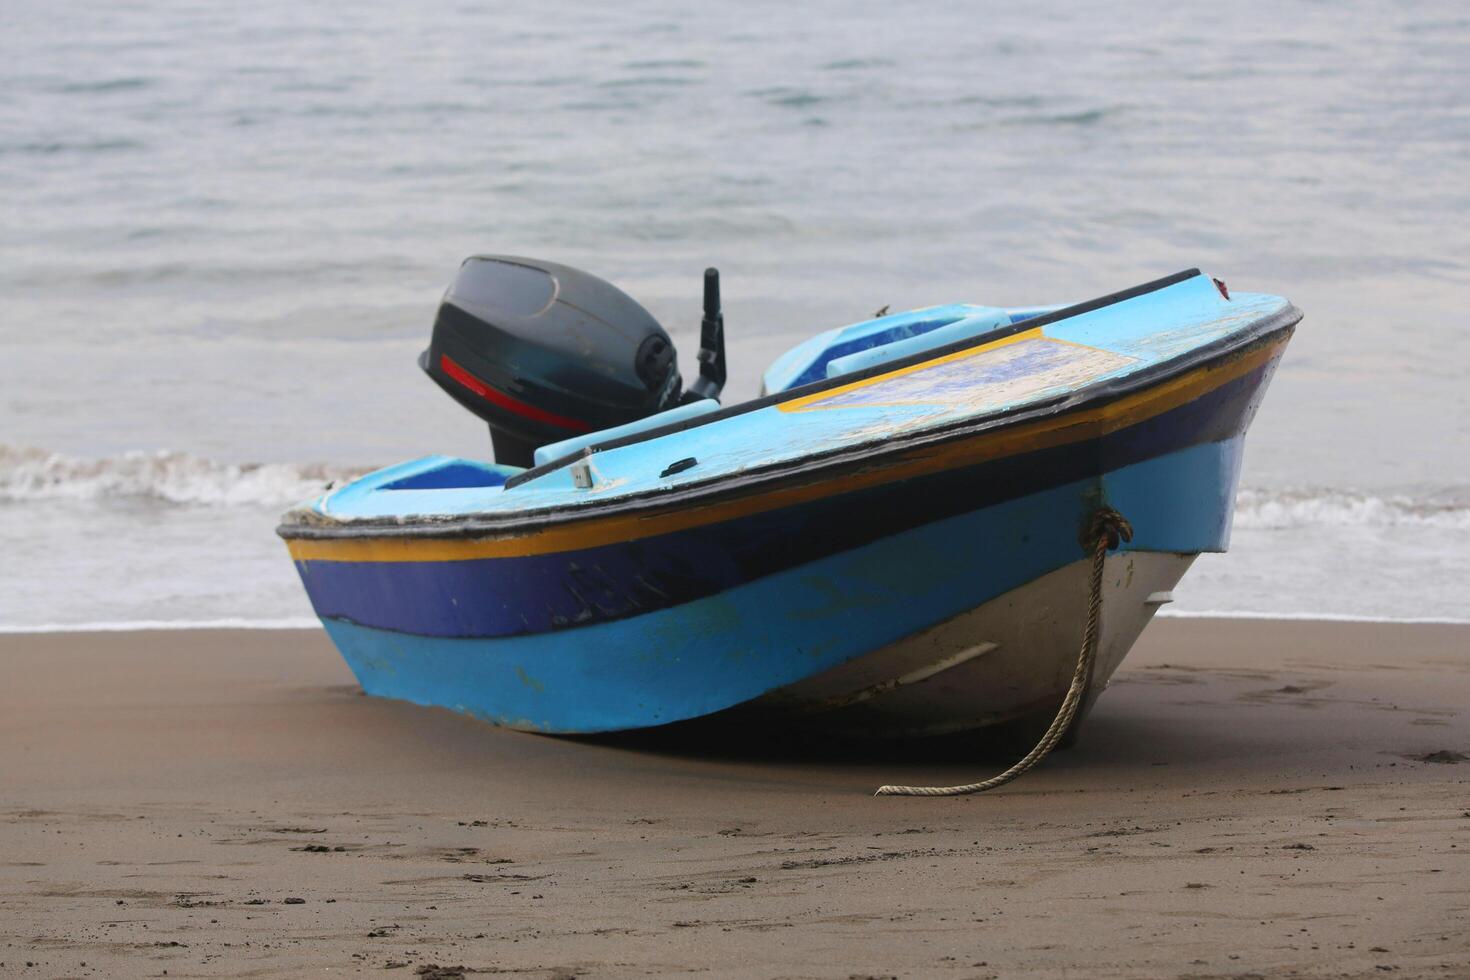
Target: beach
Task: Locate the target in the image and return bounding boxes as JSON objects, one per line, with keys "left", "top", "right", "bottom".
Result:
{"left": 4, "top": 2, "right": 1468, "bottom": 976}
{"left": 2, "top": 618, "right": 1466, "bottom": 978}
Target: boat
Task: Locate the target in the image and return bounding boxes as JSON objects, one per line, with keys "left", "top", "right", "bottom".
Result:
{"left": 279, "top": 257, "right": 1299, "bottom": 749}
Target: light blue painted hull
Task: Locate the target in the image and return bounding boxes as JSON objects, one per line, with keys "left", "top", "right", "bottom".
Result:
{"left": 321, "top": 438, "right": 1243, "bottom": 733}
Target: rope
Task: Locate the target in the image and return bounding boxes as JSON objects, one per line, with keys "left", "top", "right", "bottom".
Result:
{"left": 875, "top": 507, "right": 1133, "bottom": 797}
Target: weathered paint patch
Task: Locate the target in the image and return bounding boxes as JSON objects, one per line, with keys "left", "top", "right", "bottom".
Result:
{"left": 787, "top": 337, "right": 1136, "bottom": 413}
{"left": 514, "top": 665, "right": 545, "bottom": 693}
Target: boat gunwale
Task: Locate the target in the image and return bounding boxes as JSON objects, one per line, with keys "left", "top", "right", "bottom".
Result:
{"left": 503, "top": 268, "right": 1204, "bottom": 490}
{"left": 278, "top": 296, "right": 1299, "bottom": 545}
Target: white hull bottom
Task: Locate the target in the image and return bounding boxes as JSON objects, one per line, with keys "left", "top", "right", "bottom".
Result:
{"left": 753, "top": 551, "right": 1196, "bottom": 738}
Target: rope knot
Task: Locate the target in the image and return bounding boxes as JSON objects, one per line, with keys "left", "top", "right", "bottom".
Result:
{"left": 1086, "top": 507, "right": 1133, "bottom": 552}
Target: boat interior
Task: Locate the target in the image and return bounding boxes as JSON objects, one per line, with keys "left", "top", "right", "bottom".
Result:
{"left": 290, "top": 268, "right": 1291, "bottom": 525}
{"left": 326, "top": 302, "right": 1059, "bottom": 498}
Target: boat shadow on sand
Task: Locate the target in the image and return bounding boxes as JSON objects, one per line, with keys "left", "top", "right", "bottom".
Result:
{"left": 568, "top": 702, "right": 1102, "bottom": 769}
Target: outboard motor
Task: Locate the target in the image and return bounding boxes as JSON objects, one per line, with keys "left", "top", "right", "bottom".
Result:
{"left": 420, "top": 256, "right": 727, "bottom": 467}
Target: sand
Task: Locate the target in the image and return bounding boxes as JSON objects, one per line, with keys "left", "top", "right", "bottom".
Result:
{"left": 1, "top": 618, "right": 1467, "bottom": 979}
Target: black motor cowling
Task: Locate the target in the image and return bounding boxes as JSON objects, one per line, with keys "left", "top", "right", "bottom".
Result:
{"left": 421, "top": 256, "right": 709, "bottom": 467}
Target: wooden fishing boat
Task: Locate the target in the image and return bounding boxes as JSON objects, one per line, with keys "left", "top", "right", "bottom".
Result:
{"left": 279, "top": 260, "right": 1298, "bottom": 743}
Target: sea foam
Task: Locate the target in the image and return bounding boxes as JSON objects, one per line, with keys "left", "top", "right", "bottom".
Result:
{"left": 0, "top": 444, "right": 367, "bottom": 507}
{"left": 1233, "top": 486, "right": 1470, "bottom": 531}
{"left": 5, "top": 443, "right": 1469, "bottom": 531}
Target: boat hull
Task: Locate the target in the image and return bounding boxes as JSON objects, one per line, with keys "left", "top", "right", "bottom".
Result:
{"left": 312, "top": 435, "right": 1239, "bottom": 734}
{"left": 288, "top": 340, "right": 1276, "bottom": 641}
{"left": 321, "top": 549, "right": 1192, "bottom": 738}
{"left": 750, "top": 551, "right": 1193, "bottom": 738}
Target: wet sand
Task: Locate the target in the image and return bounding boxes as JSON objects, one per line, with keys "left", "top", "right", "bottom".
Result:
{"left": 1, "top": 619, "right": 1466, "bottom": 979}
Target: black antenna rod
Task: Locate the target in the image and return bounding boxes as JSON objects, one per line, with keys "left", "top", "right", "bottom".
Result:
{"left": 688, "top": 267, "right": 727, "bottom": 402}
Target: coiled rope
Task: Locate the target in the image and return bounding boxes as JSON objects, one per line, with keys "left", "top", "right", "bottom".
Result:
{"left": 875, "top": 507, "right": 1133, "bottom": 797}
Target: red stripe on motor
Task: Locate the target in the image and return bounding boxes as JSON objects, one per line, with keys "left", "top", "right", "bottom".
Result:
{"left": 440, "top": 354, "right": 592, "bottom": 433}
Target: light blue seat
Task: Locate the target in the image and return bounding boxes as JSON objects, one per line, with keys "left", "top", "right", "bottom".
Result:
{"left": 533, "top": 398, "right": 720, "bottom": 467}
{"left": 761, "top": 303, "right": 1056, "bottom": 395}
{"left": 823, "top": 309, "right": 1012, "bottom": 378}
{"left": 761, "top": 305, "right": 980, "bottom": 394}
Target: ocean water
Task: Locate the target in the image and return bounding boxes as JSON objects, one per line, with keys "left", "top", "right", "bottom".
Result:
{"left": 2, "top": 0, "right": 1467, "bottom": 629}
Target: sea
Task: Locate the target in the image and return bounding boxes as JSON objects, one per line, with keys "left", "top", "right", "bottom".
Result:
{"left": 2, "top": 0, "right": 1467, "bottom": 631}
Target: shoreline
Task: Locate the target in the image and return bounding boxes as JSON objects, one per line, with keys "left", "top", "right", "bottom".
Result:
{"left": 4, "top": 609, "right": 1468, "bottom": 635}
{"left": 3, "top": 617, "right": 1466, "bottom": 977}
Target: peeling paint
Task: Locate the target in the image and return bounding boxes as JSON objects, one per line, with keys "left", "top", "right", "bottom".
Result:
{"left": 514, "top": 666, "right": 545, "bottom": 693}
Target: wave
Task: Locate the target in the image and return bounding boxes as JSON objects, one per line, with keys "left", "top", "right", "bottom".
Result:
{"left": 0, "top": 137, "right": 145, "bottom": 156}
{"left": 4, "top": 444, "right": 1469, "bottom": 529}
{"left": 0, "top": 445, "right": 369, "bottom": 507}
{"left": 1233, "top": 487, "right": 1470, "bottom": 531}
{"left": 51, "top": 76, "right": 155, "bottom": 94}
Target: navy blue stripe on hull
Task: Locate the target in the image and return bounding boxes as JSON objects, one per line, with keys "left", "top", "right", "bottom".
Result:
{"left": 294, "top": 355, "right": 1279, "bottom": 639}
